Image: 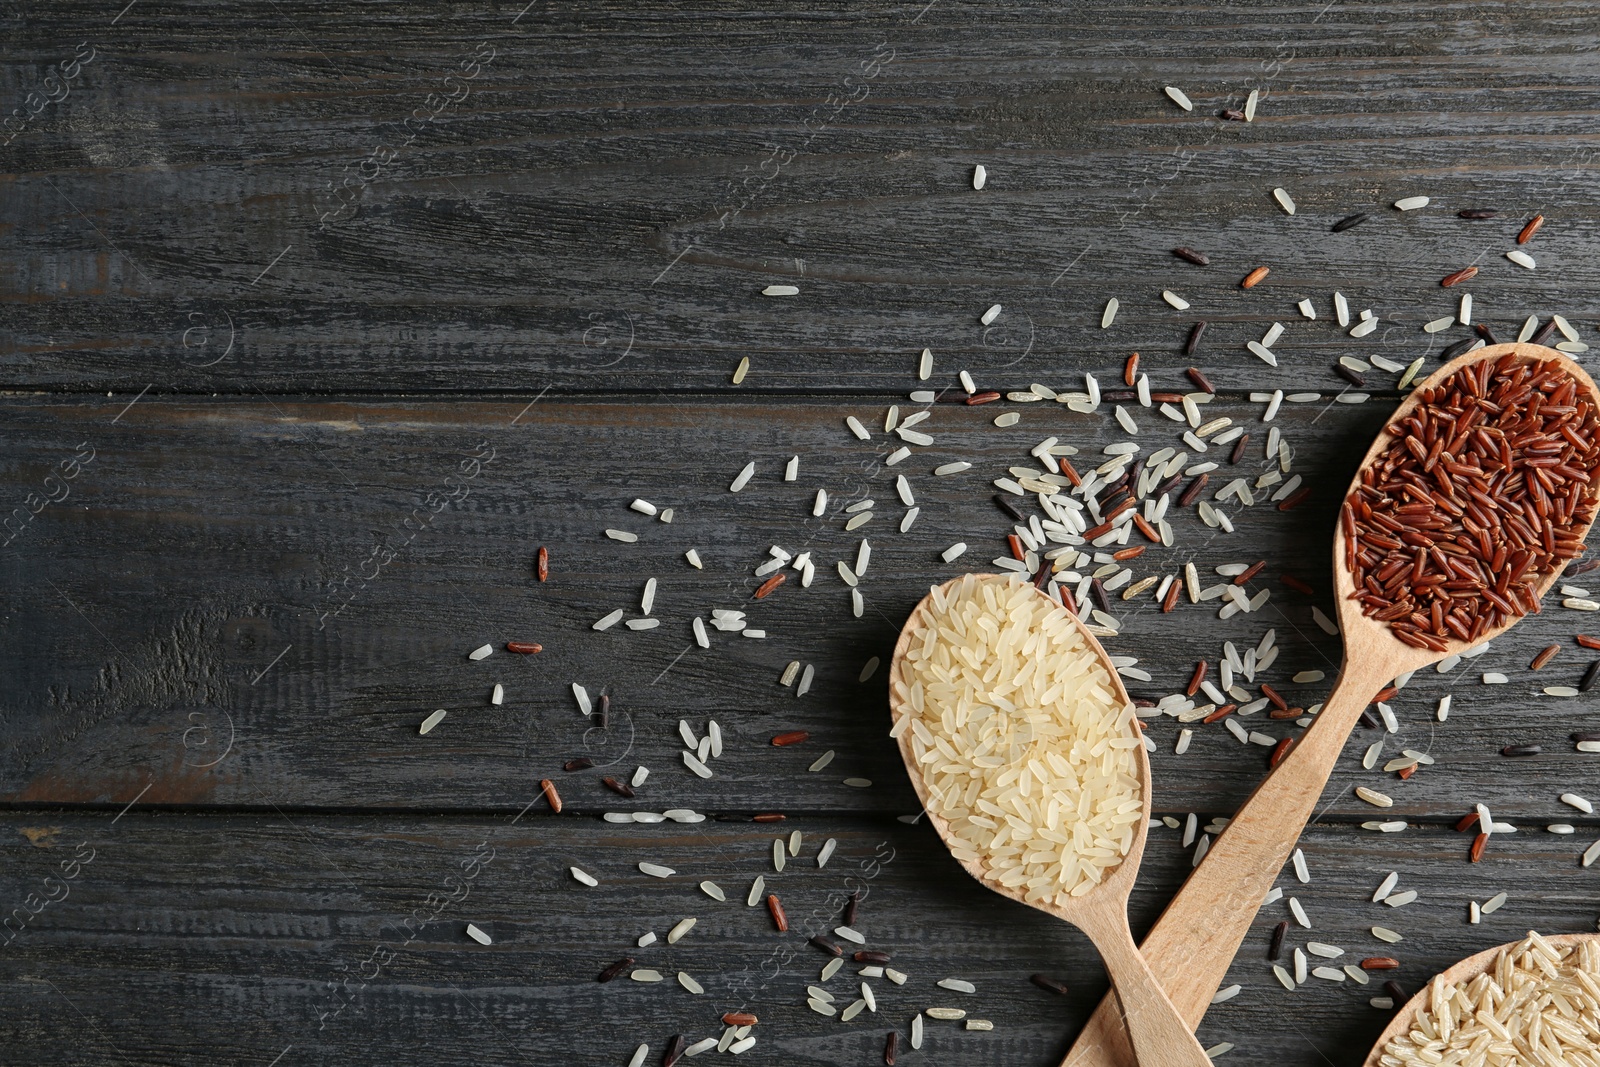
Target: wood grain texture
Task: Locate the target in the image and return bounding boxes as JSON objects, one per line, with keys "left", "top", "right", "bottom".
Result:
{"left": 5, "top": 3, "right": 1600, "bottom": 1065}
{"left": 4, "top": 393, "right": 1598, "bottom": 822}
{"left": 1, "top": 813, "right": 1596, "bottom": 1067}
{"left": 4, "top": 2, "right": 1600, "bottom": 394}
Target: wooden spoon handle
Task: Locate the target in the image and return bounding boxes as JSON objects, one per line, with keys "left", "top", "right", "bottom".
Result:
{"left": 1077, "top": 905, "right": 1214, "bottom": 1067}
{"left": 1060, "top": 659, "right": 1390, "bottom": 1067}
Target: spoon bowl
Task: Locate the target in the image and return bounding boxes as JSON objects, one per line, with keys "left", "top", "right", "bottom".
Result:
{"left": 891, "top": 572, "right": 1211, "bottom": 1067}
{"left": 1331, "top": 342, "right": 1600, "bottom": 674}
{"left": 1360, "top": 932, "right": 1600, "bottom": 1067}
{"left": 1060, "top": 343, "right": 1600, "bottom": 1067}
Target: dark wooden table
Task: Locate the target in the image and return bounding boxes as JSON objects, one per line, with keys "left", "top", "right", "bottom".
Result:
{"left": 5, "top": 3, "right": 1600, "bottom": 1064}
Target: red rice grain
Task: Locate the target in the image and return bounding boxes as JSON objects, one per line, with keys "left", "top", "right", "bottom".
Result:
{"left": 1341, "top": 352, "right": 1600, "bottom": 649}
{"left": 1277, "top": 487, "right": 1311, "bottom": 511}
{"left": 1162, "top": 579, "right": 1182, "bottom": 613}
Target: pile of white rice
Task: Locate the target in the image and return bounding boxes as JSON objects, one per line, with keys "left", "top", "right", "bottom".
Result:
{"left": 1379, "top": 932, "right": 1600, "bottom": 1066}
{"left": 892, "top": 573, "right": 1143, "bottom": 904}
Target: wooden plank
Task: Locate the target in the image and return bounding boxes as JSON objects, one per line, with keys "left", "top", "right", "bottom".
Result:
{"left": 3, "top": 2, "right": 1599, "bottom": 393}
{"left": 0, "top": 813, "right": 1593, "bottom": 1067}
{"left": 3, "top": 394, "right": 1599, "bottom": 820}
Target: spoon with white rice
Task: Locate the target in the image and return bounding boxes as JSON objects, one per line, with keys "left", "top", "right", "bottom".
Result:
{"left": 889, "top": 572, "right": 1208, "bottom": 1067}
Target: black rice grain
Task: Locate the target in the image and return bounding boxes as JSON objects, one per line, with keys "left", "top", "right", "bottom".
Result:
{"left": 809, "top": 935, "right": 843, "bottom": 957}
{"left": 1574, "top": 662, "right": 1600, "bottom": 697}
{"left": 1090, "top": 577, "right": 1111, "bottom": 613}
{"left": 1178, "top": 473, "right": 1209, "bottom": 507}
{"left": 1029, "top": 973, "right": 1070, "bottom": 995}
{"left": 993, "top": 494, "right": 1025, "bottom": 521}
{"left": 1268, "top": 920, "right": 1288, "bottom": 960}
{"left": 598, "top": 957, "right": 634, "bottom": 983}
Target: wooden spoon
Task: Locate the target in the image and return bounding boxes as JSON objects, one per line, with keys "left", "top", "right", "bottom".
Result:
{"left": 890, "top": 572, "right": 1212, "bottom": 1067}
{"left": 1060, "top": 342, "right": 1600, "bottom": 1067}
{"left": 1360, "top": 932, "right": 1600, "bottom": 1066}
